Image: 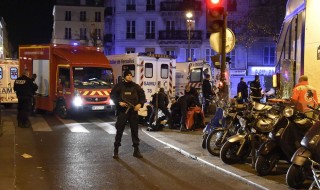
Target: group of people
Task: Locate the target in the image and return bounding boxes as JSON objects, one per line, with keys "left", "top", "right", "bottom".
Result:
{"left": 13, "top": 68, "right": 318, "bottom": 160}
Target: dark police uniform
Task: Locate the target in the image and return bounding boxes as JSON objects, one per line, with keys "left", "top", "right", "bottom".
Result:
{"left": 110, "top": 76, "right": 146, "bottom": 150}
{"left": 14, "top": 73, "right": 38, "bottom": 128}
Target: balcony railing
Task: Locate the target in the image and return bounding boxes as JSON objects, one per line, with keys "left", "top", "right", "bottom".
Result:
{"left": 160, "top": 1, "right": 201, "bottom": 11}
{"left": 158, "top": 30, "right": 202, "bottom": 40}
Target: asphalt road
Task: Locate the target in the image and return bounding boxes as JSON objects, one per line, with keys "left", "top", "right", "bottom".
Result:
{"left": 1, "top": 108, "right": 262, "bottom": 190}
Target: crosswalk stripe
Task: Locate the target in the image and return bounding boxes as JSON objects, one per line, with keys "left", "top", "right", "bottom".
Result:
{"left": 58, "top": 118, "right": 90, "bottom": 133}
{"left": 89, "top": 119, "right": 127, "bottom": 135}
{"left": 29, "top": 116, "right": 52, "bottom": 131}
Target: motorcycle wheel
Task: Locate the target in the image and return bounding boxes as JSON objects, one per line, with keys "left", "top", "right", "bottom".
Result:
{"left": 206, "top": 129, "right": 226, "bottom": 156}
{"left": 220, "top": 141, "right": 248, "bottom": 165}
{"left": 202, "top": 134, "right": 208, "bottom": 149}
{"left": 255, "top": 154, "right": 278, "bottom": 176}
{"left": 286, "top": 164, "right": 306, "bottom": 188}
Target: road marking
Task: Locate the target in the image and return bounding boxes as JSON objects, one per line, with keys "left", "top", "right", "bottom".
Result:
{"left": 59, "top": 118, "right": 90, "bottom": 133}
{"left": 30, "top": 116, "right": 52, "bottom": 131}
{"left": 89, "top": 119, "right": 127, "bottom": 135}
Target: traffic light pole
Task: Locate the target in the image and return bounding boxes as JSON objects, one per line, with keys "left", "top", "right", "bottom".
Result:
{"left": 220, "top": 11, "right": 228, "bottom": 101}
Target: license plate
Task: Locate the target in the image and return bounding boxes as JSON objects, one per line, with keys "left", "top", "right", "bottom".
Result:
{"left": 92, "top": 106, "right": 105, "bottom": 110}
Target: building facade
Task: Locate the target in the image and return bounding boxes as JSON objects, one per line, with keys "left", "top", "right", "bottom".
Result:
{"left": 52, "top": 0, "right": 105, "bottom": 47}
{"left": 0, "top": 16, "right": 10, "bottom": 59}
{"left": 104, "top": 0, "right": 285, "bottom": 76}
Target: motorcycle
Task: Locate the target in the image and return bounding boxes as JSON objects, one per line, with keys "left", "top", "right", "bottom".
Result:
{"left": 255, "top": 100, "right": 315, "bottom": 176}
{"left": 220, "top": 101, "right": 279, "bottom": 166}
{"left": 286, "top": 108, "right": 320, "bottom": 188}
{"left": 205, "top": 102, "right": 243, "bottom": 156}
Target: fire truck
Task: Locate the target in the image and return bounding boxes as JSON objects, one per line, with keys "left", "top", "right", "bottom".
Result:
{"left": 19, "top": 44, "right": 115, "bottom": 118}
{"left": 0, "top": 59, "right": 19, "bottom": 107}
{"left": 107, "top": 53, "right": 176, "bottom": 118}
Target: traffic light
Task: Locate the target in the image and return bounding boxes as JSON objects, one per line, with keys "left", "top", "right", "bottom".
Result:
{"left": 206, "top": 0, "right": 224, "bottom": 34}
{"left": 211, "top": 54, "right": 221, "bottom": 69}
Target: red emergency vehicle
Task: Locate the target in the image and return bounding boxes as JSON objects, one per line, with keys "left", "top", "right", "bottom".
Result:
{"left": 19, "top": 44, "right": 115, "bottom": 118}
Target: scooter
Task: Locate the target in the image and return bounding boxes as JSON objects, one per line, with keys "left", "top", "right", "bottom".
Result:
{"left": 286, "top": 114, "right": 320, "bottom": 188}
{"left": 220, "top": 101, "right": 278, "bottom": 166}
{"left": 255, "top": 100, "right": 314, "bottom": 176}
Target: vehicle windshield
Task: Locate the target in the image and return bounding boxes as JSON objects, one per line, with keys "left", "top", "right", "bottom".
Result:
{"left": 73, "top": 67, "right": 114, "bottom": 89}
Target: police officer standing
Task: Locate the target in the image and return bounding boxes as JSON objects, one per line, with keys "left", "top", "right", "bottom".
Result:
{"left": 110, "top": 70, "right": 146, "bottom": 159}
{"left": 14, "top": 70, "right": 38, "bottom": 128}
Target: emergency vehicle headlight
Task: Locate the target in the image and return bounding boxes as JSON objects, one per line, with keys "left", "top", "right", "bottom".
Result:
{"left": 73, "top": 96, "right": 83, "bottom": 107}
{"left": 109, "top": 99, "right": 115, "bottom": 105}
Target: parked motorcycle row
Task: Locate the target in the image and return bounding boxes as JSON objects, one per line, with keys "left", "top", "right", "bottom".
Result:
{"left": 202, "top": 97, "right": 320, "bottom": 189}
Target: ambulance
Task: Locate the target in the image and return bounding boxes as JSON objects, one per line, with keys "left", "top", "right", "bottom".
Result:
{"left": 176, "top": 60, "right": 212, "bottom": 97}
{"left": 107, "top": 53, "right": 176, "bottom": 117}
{"left": 0, "top": 59, "right": 19, "bottom": 107}
{"left": 19, "top": 44, "right": 115, "bottom": 118}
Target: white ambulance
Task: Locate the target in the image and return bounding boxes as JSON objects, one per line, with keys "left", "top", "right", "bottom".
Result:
{"left": 107, "top": 53, "right": 176, "bottom": 117}
{"left": 0, "top": 59, "right": 19, "bottom": 107}
{"left": 176, "top": 60, "right": 212, "bottom": 97}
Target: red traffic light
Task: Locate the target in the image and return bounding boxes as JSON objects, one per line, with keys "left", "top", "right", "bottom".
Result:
{"left": 207, "top": 0, "right": 222, "bottom": 8}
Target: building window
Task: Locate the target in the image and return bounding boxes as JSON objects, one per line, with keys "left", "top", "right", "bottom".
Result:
{"left": 65, "top": 28, "right": 71, "bottom": 39}
{"left": 227, "top": 50, "right": 236, "bottom": 68}
{"left": 145, "top": 48, "right": 155, "bottom": 54}
{"left": 80, "top": 28, "right": 87, "bottom": 40}
{"left": 94, "top": 29, "right": 101, "bottom": 40}
{"left": 145, "top": 63, "right": 153, "bottom": 78}
{"left": 146, "top": 21, "right": 155, "bottom": 39}
{"left": 126, "top": 21, "right": 136, "bottom": 39}
{"left": 263, "top": 46, "right": 275, "bottom": 65}
{"left": 126, "top": 0, "right": 136, "bottom": 11}
{"left": 125, "top": 48, "right": 135, "bottom": 54}
{"left": 80, "top": 11, "right": 86, "bottom": 21}
{"left": 165, "top": 49, "right": 175, "bottom": 57}
{"left": 205, "top": 49, "right": 216, "bottom": 65}
{"left": 227, "top": 0, "right": 237, "bottom": 12}
{"left": 166, "top": 21, "right": 175, "bottom": 31}
{"left": 65, "top": 11, "right": 71, "bottom": 21}
{"left": 161, "top": 64, "right": 169, "bottom": 79}
{"left": 186, "top": 48, "right": 195, "bottom": 62}
{"left": 95, "top": 12, "right": 101, "bottom": 22}
{"left": 146, "top": 0, "right": 155, "bottom": 11}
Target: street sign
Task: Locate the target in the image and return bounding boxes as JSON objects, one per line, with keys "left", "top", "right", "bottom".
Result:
{"left": 209, "top": 28, "right": 236, "bottom": 53}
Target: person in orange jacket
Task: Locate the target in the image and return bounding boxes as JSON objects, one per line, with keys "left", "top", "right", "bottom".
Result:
{"left": 291, "top": 75, "right": 318, "bottom": 112}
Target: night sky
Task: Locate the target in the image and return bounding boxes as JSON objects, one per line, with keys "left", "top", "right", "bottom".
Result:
{"left": 0, "top": 0, "right": 55, "bottom": 53}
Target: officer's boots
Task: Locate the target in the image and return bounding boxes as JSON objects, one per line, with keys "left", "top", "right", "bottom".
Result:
{"left": 133, "top": 147, "right": 143, "bottom": 158}
{"left": 113, "top": 147, "right": 119, "bottom": 159}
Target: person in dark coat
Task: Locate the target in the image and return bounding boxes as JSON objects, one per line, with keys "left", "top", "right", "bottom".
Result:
{"left": 250, "top": 75, "right": 262, "bottom": 102}
{"left": 149, "top": 87, "right": 171, "bottom": 129}
{"left": 31, "top": 73, "right": 38, "bottom": 116}
{"left": 202, "top": 74, "right": 213, "bottom": 115}
{"left": 14, "top": 70, "right": 38, "bottom": 128}
{"left": 110, "top": 70, "right": 146, "bottom": 159}
{"left": 237, "top": 77, "right": 248, "bottom": 103}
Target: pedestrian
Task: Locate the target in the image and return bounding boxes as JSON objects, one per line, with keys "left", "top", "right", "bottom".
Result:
{"left": 13, "top": 70, "right": 38, "bottom": 128}
{"left": 237, "top": 77, "right": 248, "bottom": 103}
{"left": 202, "top": 74, "right": 214, "bottom": 115}
{"left": 31, "top": 73, "right": 38, "bottom": 116}
{"left": 149, "top": 87, "right": 172, "bottom": 129}
{"left": 110, "top": 70, "right": 146, "bottom": 159}
{"left": 250, "top": 75, "right": 262, "bottom": 102}
{"left": 291, "top": 75, "right": 318, "bottom": 112}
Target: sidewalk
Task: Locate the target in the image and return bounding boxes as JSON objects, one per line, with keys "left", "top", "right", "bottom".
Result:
{"left": 142, "top": 128, "right": 289, "bottom": 190}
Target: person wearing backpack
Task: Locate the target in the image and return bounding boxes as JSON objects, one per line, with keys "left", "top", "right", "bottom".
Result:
{"left": 149, "top": 87, "right": 172, "bottom": 130}
{"left": 110, "top": 70, "right": 146, "bottom": 159}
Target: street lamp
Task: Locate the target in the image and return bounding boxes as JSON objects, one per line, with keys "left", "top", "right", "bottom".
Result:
{"left": 186, "top": 11, "right": 193, "bottom": 62}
